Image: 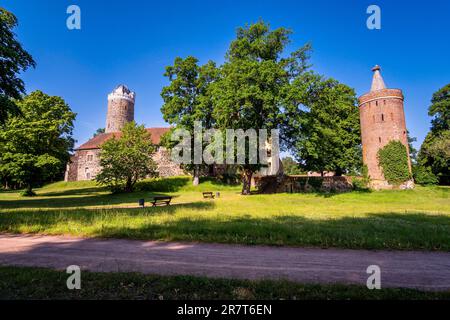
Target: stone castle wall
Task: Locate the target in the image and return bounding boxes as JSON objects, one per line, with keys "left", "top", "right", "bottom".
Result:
{"left": 65, "top": 147, "right": 184, "bottom": 181}
{"left": 254, "top": 175, "right": 354, "bottom": 193}
{"left": 153, "top": 147, "right": 185, "bottom": 177}
{"left": 66, "top": 149, "right": 102, "bottom": 181}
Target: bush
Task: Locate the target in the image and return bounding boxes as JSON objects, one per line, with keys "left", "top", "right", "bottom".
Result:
{"left": 20, "top": 189, "right": 36, "bottom": 197}
{"left": 352, "top": 177, "right": 369, "bottom": 191}
{"left": 377, "top": 141, "right": 411, "bottom": 185}
{"left": 413, "top": 165, "right": 439, "bottom": 185}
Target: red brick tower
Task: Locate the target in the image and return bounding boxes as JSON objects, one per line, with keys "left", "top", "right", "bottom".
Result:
{"left": 105, "top": 85, "right": 135, "bottom": 133}
{"left": 358, "top": 66, "right": 412, "bottom": 188}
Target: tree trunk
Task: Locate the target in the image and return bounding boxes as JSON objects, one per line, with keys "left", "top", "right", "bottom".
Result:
{"left": 193, "top": 165, "right": 200, "bottom": 186}
{"left": 125, "top": 177, "right": 133, "bottom": 192}
{"left": 241, "top": 168, "right": 253, "bottom": 195}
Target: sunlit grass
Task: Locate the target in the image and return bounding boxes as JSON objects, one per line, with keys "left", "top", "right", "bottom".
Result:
{"left": 0, "top": 177, "right": 449, "bottom": 250}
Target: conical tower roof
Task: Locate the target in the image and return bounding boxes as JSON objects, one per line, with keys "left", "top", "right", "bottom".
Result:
{"left": 370, "top": 65, "right": 386, "bottom": 92}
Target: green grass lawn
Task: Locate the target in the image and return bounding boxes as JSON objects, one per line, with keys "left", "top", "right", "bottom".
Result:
{"left": 0, "top": 177, "right": 449, "bottom": 250}
{"left": 1, "top": 266, "right": 449, "bottom": 300}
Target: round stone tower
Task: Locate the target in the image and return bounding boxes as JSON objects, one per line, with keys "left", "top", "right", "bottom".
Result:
{"left": 358, "top": 65, "right": 412, "bottom": 188}
{"left": 105, "top": 85, "right": 136, "bottom": 133}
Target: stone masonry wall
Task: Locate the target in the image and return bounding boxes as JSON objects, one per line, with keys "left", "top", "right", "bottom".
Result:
{"left": 254, "top": 175, "right": 354, "bottom": 194}
{"left": 65, "top": 147, "right": 184, "bottom": 181}
{"left": 153, "top": 147, "right": 185, "bottom": 177}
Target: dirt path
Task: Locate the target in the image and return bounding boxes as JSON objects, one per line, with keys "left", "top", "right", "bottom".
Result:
{"left": 1, "top": 233, "right": 449, "bottom": 291}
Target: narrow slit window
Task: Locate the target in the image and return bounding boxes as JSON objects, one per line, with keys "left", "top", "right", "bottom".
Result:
{"left": 381, "top": 114, "right": 384, "bottom": 121}
{"left": 379, "top": 137, "right": 381, "bottom": 143}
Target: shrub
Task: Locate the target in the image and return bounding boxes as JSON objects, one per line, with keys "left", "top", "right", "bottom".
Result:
{"left": 352, "top": 177, "right": 369, "bottom": 191}
{"left": 20, "top": 189, "right": 36, "bottom": 197}
{"left": 413, "top": 165, "right": 439, "bottom": 185}
{"left": 377, "top": 141, "right": 411, "bottom": 185}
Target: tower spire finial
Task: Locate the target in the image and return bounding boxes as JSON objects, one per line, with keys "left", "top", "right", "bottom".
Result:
{"left": 370, "top": 65, "right": 386, "bottom": 92}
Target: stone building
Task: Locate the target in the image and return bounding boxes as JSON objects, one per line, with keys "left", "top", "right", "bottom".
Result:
{"left": 64, "top": 85, "right": 184, "bottom": 181}
{"left": 358, "top": 65, "right": 413, "bottom": 189}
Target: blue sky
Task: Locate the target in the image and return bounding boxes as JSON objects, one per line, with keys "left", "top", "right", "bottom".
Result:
{"left": 3, "top": 0, "right": 450, "bottom": 150}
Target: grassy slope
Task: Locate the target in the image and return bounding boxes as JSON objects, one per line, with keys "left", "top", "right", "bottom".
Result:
{"left": 1, "top": 266, "right": 449, "bottom": 300}
{"left": 0, "top": 177, "right": 449, "bottom": 250}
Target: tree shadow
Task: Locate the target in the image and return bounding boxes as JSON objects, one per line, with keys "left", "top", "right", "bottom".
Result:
{"left": 0, "top": 190, "right": 185, "bottom": 209}
{"left": 91, "top": 212, "right": 450, "bottom": 251}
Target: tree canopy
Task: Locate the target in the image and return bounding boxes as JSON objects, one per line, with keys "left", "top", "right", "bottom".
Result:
{"left": 417, "top": 84, "right": 450, "bottom": 185}
{"left": 96, "top": 122, "right": 157, "bottom": 193}
{"left": 161, "top": 20, "right": 362, "bottom": 194}
{"left": 0, "top": 91, "right": 75, "bottom": 195}
{"left": 283, "top": 73, "right": 361, "bottom": 176}
{"left": 161, "top": 56, "right": 218, "bottom": 185}
{"left": 211, "top": 21, "right": 312, "bottom": 194}
{"left": 0, "top": 8, "right": 35, "bottom": 124}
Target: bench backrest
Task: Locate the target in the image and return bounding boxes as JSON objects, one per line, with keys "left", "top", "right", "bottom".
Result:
{"left": 153, "top": 196, "right": 172, "bottom": 201}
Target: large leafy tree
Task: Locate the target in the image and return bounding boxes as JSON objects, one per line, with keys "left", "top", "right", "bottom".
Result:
{"left": 284, "top": 73, "right": 361, "bottom": 176}
{"left": 161, "top": 56, "right": 218, "bottom": 185}
{"left": 0, "top": 91, "right": 75, "bottom": 195}
{"left": 96, "top": 121, "right": 157, "bottom": 193}
{"left": 0, "top": 8, "right": 35, "bottom": 124}
{"left": 418, "top": 84, "right": 450, "bottom": 185}
{"left": 211, "top": 21, "right": 312, "bottom": 194}
{"left": 281, "top": 157, "right": 304, "bottom": 175}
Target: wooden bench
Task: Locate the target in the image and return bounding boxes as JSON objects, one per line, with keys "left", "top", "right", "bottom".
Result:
{"left": 202, "top": 192, "right": 215, "bottom": 199}
{"left": 151, "top": 196, "right": 172, "bottom": 207}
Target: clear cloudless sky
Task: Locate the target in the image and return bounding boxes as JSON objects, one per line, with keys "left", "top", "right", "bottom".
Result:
{"left": 2, "top": 0, "right": 450, "bottom": 150}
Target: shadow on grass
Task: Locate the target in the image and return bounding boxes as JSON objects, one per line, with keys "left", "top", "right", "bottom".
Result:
{"left": 1, "top": 206, "right": 450, "bottom": 250}
{"left": 0, "top": 189, "right": 182, "bottom": 209}
{"left": 38, "top": 186, "right": 110, "bottom": 197}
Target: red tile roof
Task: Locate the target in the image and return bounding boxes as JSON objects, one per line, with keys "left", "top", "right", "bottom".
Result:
{"left": 76, "top": 127, "right": 170, "bottom": 150}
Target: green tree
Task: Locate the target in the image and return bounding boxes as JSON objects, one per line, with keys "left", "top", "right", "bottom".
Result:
{"left": 284, "top": 73, "right": 361, "bottom": 176}
{"left": 93, "top": 128, "right": 105, "bottom": 137}
{"left": 96, "top": 121, "right": 157, "bottom": 193}
{"left": 428, "top": 84, "right": 450, "bottom": 132}
{"left": 418, "top": 84, "right": 450, "bottom": 185}
{"left": 211, "top": 21, "right": 311, "bottom": 194}
{"left": 0, "top": 91, "right": 75, "bottom": 195}
{"left": 0, "top": 8, "right": 36, "bottom": 124}
{"left": 161, "top": 56, "right": 218, "bottom": 185}
{"left": 281, "top": 157, "right": 304, "bottom": 175}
